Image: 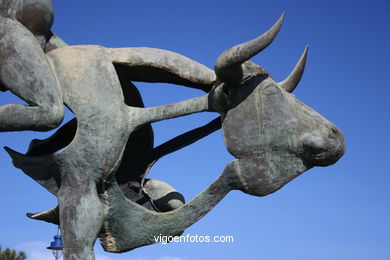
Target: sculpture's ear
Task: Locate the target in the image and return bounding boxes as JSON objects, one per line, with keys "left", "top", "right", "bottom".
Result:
{"left": 111, "top": 48, "right": 216, "bottom": 92}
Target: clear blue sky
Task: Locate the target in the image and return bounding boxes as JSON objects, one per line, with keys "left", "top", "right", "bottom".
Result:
{"left": 0, "top": 0, "right": 389, "bottom": 260}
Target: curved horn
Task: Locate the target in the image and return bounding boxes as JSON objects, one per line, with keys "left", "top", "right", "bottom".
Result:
{"left": 214, "top": 13, "right": 285, "bottom": 84}
{"left": 279, "top": 45, "right": 308, "bottom": 92}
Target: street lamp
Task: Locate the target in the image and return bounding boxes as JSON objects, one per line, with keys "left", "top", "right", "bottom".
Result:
{"left": 47, "top": 227, "right": 63, "bottom": 260}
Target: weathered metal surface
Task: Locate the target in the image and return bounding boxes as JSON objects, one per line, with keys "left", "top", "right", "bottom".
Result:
{"left": 0, "top": 4, "right": 345, "bottom": 260}
{"left": 5, "top": 42, "right": 217, "bottom": 258}
{"left": 94, "top": 14, "right": 345, "bottom": 253}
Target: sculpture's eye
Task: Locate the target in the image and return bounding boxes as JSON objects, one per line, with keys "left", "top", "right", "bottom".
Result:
{"left": 262, "top": 84, "right": 280, "bottom": 95}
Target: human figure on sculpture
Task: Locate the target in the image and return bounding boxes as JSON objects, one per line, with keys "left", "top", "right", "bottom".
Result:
{"left": 0, "top": 0, "right": 66, "bottom": 132}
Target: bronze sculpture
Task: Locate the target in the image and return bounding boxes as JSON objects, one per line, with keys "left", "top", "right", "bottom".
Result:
{"left": 0, "top": 1, "right": 345, "bottom": 259}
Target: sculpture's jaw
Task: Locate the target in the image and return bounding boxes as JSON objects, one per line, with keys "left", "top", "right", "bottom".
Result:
{"left": 229, "top": 154, "right": 310, "bottom": 197}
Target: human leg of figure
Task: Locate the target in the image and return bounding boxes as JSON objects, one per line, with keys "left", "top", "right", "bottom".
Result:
{"left": 58, "top": 176, "right": 103, "bottom": 260}
{"left": 0, "top": 18, "right": 63, "bottom": 132}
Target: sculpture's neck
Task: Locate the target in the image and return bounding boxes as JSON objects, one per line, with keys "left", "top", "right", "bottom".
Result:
{"left": 100, "top": 161, "right": 237, "bottom": 252}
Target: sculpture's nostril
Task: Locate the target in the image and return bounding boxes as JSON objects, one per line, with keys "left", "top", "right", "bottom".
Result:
{"left": 329, "top": 126, "right": 340, "bottom": 139}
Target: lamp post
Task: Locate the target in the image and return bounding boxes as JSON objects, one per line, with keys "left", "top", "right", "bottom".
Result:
{"left": 47, "top": 227, "right": 63, "bottom": 260}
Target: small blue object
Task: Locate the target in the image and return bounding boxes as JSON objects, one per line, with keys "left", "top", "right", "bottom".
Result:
{"left": 47, "top": 234, "right": 63, "bottom": 250}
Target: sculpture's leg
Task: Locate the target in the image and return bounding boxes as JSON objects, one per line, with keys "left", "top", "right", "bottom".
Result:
{"left": 151, "top": 116, "right": 221, "bottom": 159}
{"left": 135, "top": 95, "right": 210, "bottom": 126}
{"left": 0, "top": 18, "right": 63, "bottom": 132}
{"left": 58, "top": 176, "right": 103, "bottom": 260}
{"left": 112, "top": 48, "right": 216, "bottom": 92}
